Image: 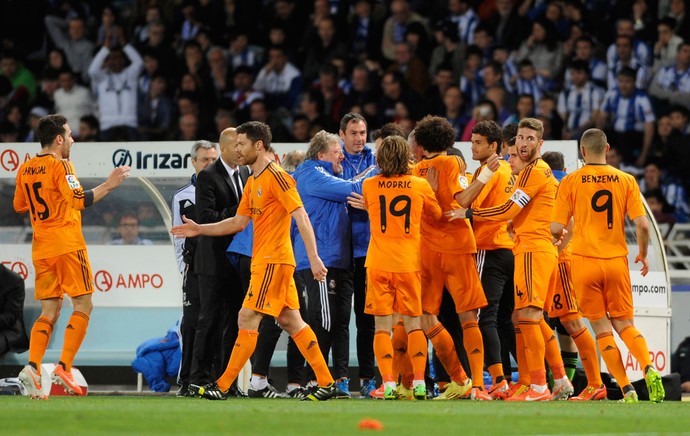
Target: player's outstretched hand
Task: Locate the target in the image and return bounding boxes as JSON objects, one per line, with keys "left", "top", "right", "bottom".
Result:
{"left": 444, "top": 207, "right": 468, "bottom": 221}
{"left": 347, "top": 192, "right": 366, "bottom": 210}
{"left": 309, "top": 255, "right": 328, "bottom": 282}
{"left": 171, "top": 215, "right": 201, "bottom": 238}
{"left": 426, "top": 167, "right": 439, "bottom": 191}
{"left": 107, "top": 165, "right": 131, "bottom": 189}
{"left": 635, "top": 254, "right": 649, "bottom": 277}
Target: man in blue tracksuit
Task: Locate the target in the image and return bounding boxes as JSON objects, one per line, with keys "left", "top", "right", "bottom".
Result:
{"left": 293, "top": 129, "right": 367, "bottom": 397}
{"left": 338, "top": 112, "right": 377, "bottom": 397}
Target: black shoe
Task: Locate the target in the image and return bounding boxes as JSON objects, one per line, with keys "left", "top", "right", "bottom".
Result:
{"left": 248, "top": 383, "right": 287, "bottom": 398}
{"left": 303, "top": 382, "right": 350, "bottom": 401}
{"left": 176, "top": 384, "right": 195, "bottom": 397}
{"left": 287, "top": 387, "right": 309, "bottom": 400}
{"left": 229, "top": 385, "right": 248, "bottom": 398}
{"left": 196, "top": 382, "right": 228, "bottom": 400}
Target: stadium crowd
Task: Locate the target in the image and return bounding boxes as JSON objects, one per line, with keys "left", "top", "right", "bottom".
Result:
{"left": 0, "top": 0, "right": 688, "bottom": 222}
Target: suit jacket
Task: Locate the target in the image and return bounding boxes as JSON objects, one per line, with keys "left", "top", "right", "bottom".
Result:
{"left": 0, "top": 265, "right": 29, "bottom": 356}
{"left": 193, "top": 159, "right": 250, "bottom": 277}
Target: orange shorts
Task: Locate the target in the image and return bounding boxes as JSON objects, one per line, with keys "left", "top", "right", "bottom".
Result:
{"left": 513, "top": 251, "right": 557, "bottom": 311}
{"left": 546, "top": 260, "right": 580, "bottom": 320}
{"left": 571, "top": 255, "right": 633, "bottom": 320}
{"left": 365, "top": 269, "right": 422, "bottom": 317}
{"left": 421, "top": 249, "right": 487, "bottom": 314}
{"left": 244, "top": 263, "right": 299, "bottom": 317}
{"left": 34, "top": 249, "right": 94, "bottom": 300}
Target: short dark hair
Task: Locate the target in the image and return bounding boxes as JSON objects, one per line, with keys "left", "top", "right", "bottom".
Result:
{"left": 80, "top": 114, "right": 100, "bottom": 131}
{"left": 372, "top": 123, "right": 404, "bottom": 141}
{"left": 237, "top": 121, "right": 273, "bottom": 152}
{"left": 36, "top": 114, "right": 67, "bottom": 146}
{"left": 617, "top": 66, "right": 637, "bottom": 80}
{"left": 542, "top": 151, "right": 565, "bottom": 171}
{"left": 570, "top": 60, "right": 590, "bottom": 75}
{"left": 471, "top": 120, "right": 502, "bottom": 148}
{"left": 502, "top": 123, "right": 518, "bottom": 145}
{"left": 414, "top": 115, "right": 456, "bottom": 153}
{"left": 339, "top": 112, "right": 367, "bottom": 133}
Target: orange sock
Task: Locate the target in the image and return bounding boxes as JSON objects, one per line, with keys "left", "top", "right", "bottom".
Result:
{"left": 488, "top": 363, "right": 504, "bottom": 385}
{"left": 619, "top": 325, "right": 653, "bottom": 370}
{"left": 59, "top": 311, "right": 89, "bottom": 371}
{"left": 425, "top": 322, "right": 468, "bottom": 384}
{"left": 539, "top": 318, "right": 566, "bottom": 380}
{"left": 515, "top": 327, "right": 530, "bottom": 386}
{"left": 572, "top": 326, "right": 603, "bottom": 387}
{"left": 374, "top": 330, "right": 395, "bottom": 383}
{"left": 461, "top": 320, "right": 485, "bottom": 388}
{"left": 293, "top": 325, "right": 333, "bottom": 387}
{"left": 217, "top": 329, "right": 258, "bottom": 392}
{"left": 391, "top": 321, "right": 411, "bottom": 382}
{"left": 596, "top": 331, "right": 631, "bottom": 391}
{"left": 29, "top": 316, "right": 54, "bottom": 374}
{"left": 518, "top": 318, "right": 546, "bottom": 387}
{"left": 407, "top": 329, "right": 427, "bottom": 382}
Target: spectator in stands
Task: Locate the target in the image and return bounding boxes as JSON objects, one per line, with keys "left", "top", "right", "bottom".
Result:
{"left": 291, "top": 114, "right": 312, "bottom": 142}
{"left": 447, "top": 0, "right": 479, "bottom": 45}
{"left": 347, "top": 0, "right": 385, "bottom": 64}
{"left": 132, "top": 4, "right": 164, "bottom": 44}
{"left": 137, "top": 51, "right": 161, "bottom": 101}
{"left": 597, "top": 67, "right": 656, "bottom": 166}
{"left": 89, "top": 34, "right": 143, "bottom": 142}
{"left": 247, "top": 98, "right": 291, "bottom": 142}
{"left": 516, "top": 17, "right": 564, "bottom": 82}
{"left": 429, "top": 19, "right": 464, "bottom": 82}
{"left": 138, "top": 74, "right": 174, "bottom": 141}
{"left": 668, "top": 0, "right": 690, "bottom": 41}
{"left": 515, "top": 59, "right": 546, "bottom": 105}
{"left": 606, "top": 17, "right": 652, "bottom": 70}
{"left": 485, "top": 86, "right": 511, "bottom": 126}
{"left": 1, "top": 51, "right": 37, "bottom": 105}
{"left": 298, "top": 88, "right": 329, "bottom": 132}
{"left": 23, "top": 107, "right": 47, "bottom": 142}
{"left": 387, "top": 41, "right": 430, "bottom": 96}
{"left": 227, "top": 31, "right": 262, "bottom": 72}
{"left": 180, "top": 41, "right": 215, "bottom": 111}
{"left": 480, "top": 61, "right": 506, "bottom": 99}
{"left": 343, "top": 64, "right": 379, "bottom": 115}
{"left": 110, "top": 213, "right": 154, "bottom": 246}
{"left": 253, "top": 45, "right": 302, "bottom": 112}
{"left": 177, "top": 0, "right": 203, "bottom": 44}
{"left": 136, "top": 20, "right": 177, "bottom": 76}
{"left": 606, "top": 144, "right": 643, "bottom": 176}
{"left": 79, "top": 115, "right": 100, "bottom": 142}
{"left": 207, "top": 46, "right": 232, "bottom": 101}
{"left": 644, "top": 189, "right": 677, "bottom": 226}
{"left": 313, "top": 64, "right": 345, "bottom": 130}
{"left": 460, "top": 45, "right": 484, "bottom": 108}
{"left": 649, "top": 42, "right": 690, "bottom": 112}
{"left": 97, "top": 6, "right": 125, "bottom": 49}
{"left": 558, "top": 60, "right": 605, "bottom": 140}
{"left": 461, "top": 99, "right": 496, "bottom": 141}
{"left": 227, "top": 66, "right": 262, "bottom": 124}
{"left": 381, "top": 0, "right": 427, "bottom": 61}
{"left": 177, "top": 113, "right": 200, "bottom": 142}
{"left": 565, "top": 36, "right": 607, "bottom": 89}
{"left": 54, "top": 69, "right": 96, "bottom": 139}
{"left": 537, "top": 93, "right": 563, "bottom": 140}
{"left": 44, "top": 15, "right": 95, "bottom": 84}
{"left": 270, "top": 0, "right": 308, "bottom": 52}
{"left": 486, "top": 0, "right": 529, "bottom": 51}
{"left": 43, "top": 49, "right": 69, "bottom": 80}
{"left": 492, "top": 44, "right": 518, "bottom": 93}
{"left": 424, "top": 62, "right": 454, "bottom": 116}
{"left": 661, "top": 105, "right": 690, "bottom": 189}
{"left": 302, "top": 15, "right": 348, "bottom": 85}
{"left": 378, "top": 70, "right": 421, "bottom": 125}
{"left": 653, "top": 17, "right": 685, "bottom": 71}
{"left": 607, "top": 35, "right": 650, "bottom": 90}
{"left": 503, "top": 93, "right": 535, "bottom": 127}
{"left": 639, "top": 160, "right": 690, "bottom": 223}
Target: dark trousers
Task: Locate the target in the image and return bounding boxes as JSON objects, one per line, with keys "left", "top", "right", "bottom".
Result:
{"left": 477, "top": 248, "right": 516, "bottom": 376}
{"left": 249, "top": 259, "right": 307, "bottom": 385}
{"left": 190, "top": 271, "right": 243, "bottom": 384}
{"left": 353, "top": 256, "right": 375, "bottom": 381}
{"left": 299, "top": 267, "right": 354, "bottom": 380}
{"left": 178, "top": 265, "right": 200, "bottom": 386}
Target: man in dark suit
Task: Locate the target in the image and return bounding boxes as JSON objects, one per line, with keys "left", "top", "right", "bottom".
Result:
{"left": 189, "top": 127, "right": 250, "bottom": 392}
{"left": 0, "top": 264, "right": 30, "bottom": 358}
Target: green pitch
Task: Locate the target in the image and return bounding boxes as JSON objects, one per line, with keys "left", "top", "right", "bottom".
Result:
{"left": 2, "top": 396, "right": 689, "bottom": 435}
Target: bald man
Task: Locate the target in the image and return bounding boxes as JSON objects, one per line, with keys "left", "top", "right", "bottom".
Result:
{"left": 189, "top": 128, "right": 251, "bottom": 395}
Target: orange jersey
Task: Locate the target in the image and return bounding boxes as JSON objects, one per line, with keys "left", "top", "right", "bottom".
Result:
{"left": 237, "top": 162, "right": 303, "bottom": 266}
{"left": 14, "top": 154, "right": 88, "bottom": 260}
{"left": 471, "top": 160, "right": 515, "bottom": 250}
{"left": 472, "top": 158, "right": 558, "bottom": 256}
{"left": 363, "top": 174, "right": 441, "bottom": 272}
{"left": 553, "top": 164, "right": 646, "bottom": 258}
{"left": 414, "top": 155, "right": 476, "bottom": 254}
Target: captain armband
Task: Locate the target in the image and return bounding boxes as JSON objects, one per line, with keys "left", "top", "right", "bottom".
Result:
{"left": 84, "top": 190, "right": 95, "bottom": 207}
{"left": 510, "top": 189, "right": 530, "bottom": 208}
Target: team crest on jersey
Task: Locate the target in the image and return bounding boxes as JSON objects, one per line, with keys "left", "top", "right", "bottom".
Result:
{"left": 257, "top": 187, "right": 262, "bottom": 197}
{"left": 329, "top": 279, "right": 336, "bottom": 289}
{"left": 459, "top": 175, "right": 469, "bottom": 189}
{"left": 65, "top": 174, "right": 81, "bottom": 189}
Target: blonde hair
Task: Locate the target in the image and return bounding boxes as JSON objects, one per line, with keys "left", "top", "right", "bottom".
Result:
{"left": 282, "top": 149, "right": 306, "bottom": 172}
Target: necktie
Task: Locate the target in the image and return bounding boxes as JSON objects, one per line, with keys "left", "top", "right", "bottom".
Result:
{"left": 233, "top": 170, "right": 243, "bottom": 199}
